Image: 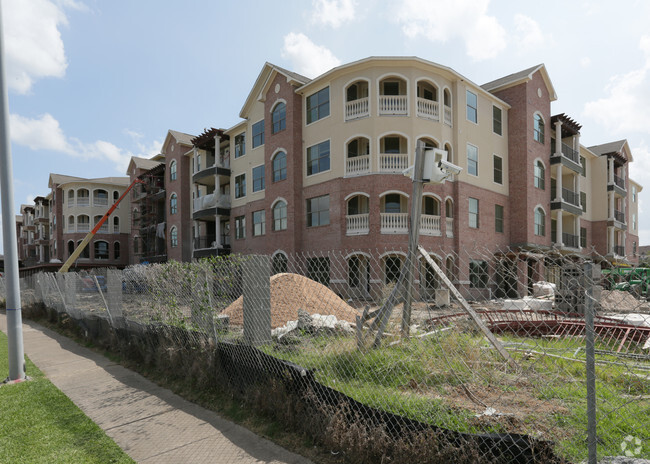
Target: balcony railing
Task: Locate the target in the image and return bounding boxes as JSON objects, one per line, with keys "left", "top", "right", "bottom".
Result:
{"left": 77, "top": 223, "right": 90, "bottom": 233}
{"left": 614, "top": 209, "right": 625, "bottom": 223}
{"left": 346, "top": 155, "right": 370, "bottom": 176}
{"left": 378, "top": 95, "right": 408, "bottom": 115}
{"left": 561, "top": 188, "right": 580, "bottom": 207}
{"left": 562, "top": 232, "right": 580, "bottom": 249}
{"left": 416, "top": 98, "right": 439, "bottom": 121}
{"left": 346, "top": 213, "right": 369, "bottom": 235}
{"left": 345, "top": 97, "right": 369, "bottom": 121}
{"left": 194, "top": 234, "right": 230, "bottom": 249}
{"left": 551, "top": 140, "right": 580, "bottom": 164}
{"left": 420, "top": 214, "right": 441, "bottom": 236}
{"left": 193, "top": 193, "right": 231, "bottom": 212}
{"left": 613, "top": 174, "right": 625, "bottom": 189}
{"left": 446, "top": 217, "right": 453, "bottom": 237}
{"left": 379, "top": 153, "right": 408, "bottom": 173}
{"left": 614, "top": 245, "right": 625, "bottom": 256}
{"left": 66, "top": 227, "right": 75, "bottom": 234}
{"left": 380, "top": 212, "right": 408, "bottom": 234}
{"left": 93, "top": 198, "right": 109, "bottom": 207}
{"left": 95, "top": 224, "right": 109, "bottom": 234}
{"left": 443, "top": 106, "right": 452, "bottom": 126}
{"left": 77, "top": 197, "right": 90, "bottom": 207}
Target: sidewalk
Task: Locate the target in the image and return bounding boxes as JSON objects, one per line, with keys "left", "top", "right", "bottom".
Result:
{"left": 0, "top": 313, "right": 313, "bottom": 464}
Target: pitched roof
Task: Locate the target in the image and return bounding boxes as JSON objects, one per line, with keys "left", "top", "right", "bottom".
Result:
{"left": 482, "top": 64, "right": 557, "bottom": 101}
{"left": 588, "top": 140, "right": 627, "bottom": 156}
{"left": 168, "top": 130, "right": 195, "bottom": 146}
{"left": 130, "top": 156, "right": 163, "bottom": 171}
{"left": 48, "top": 173, "right": 131, "bottom": 188}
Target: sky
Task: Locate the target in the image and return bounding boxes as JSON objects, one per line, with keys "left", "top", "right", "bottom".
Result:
{"left": 1, "top": 0, "right": 650, "bottom": 254}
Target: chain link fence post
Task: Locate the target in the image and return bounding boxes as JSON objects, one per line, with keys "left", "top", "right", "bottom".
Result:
{"left": 243, "top": 255, "right": 271, "bottom": 346}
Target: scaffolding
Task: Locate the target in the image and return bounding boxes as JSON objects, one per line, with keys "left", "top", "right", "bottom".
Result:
{"left": 132, "top": 164, "right": 167, "bottom": 263}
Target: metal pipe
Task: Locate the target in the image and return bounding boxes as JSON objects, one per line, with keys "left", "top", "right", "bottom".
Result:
{"left": 0, "top": 2, "right": 25, "bottom": 381}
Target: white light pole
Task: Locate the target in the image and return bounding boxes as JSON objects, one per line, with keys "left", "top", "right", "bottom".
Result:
{"left": 0, "top": 2, "right": 26, "bottom": 382}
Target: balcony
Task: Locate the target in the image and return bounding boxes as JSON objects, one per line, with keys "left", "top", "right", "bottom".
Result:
{"left": 420, "top": 214, "right": 441, "bottom": 236}
{"left": 614, "top": 174, "right": 625, "bottom": 189}
{"left": 551, "top": 139, "right": 580, "bottom": 164}
{"left": 345, "top": 97, "right": 369, "bottom": 121}
{"left": 613, "top": 245, "right": 625, "bottom": 256}
{"left": 446, "top": 217, "right": 453, "bottom": 238}
{"left": 379, "top": 95, "right": 408, "bottom": 115}
{"left": 193, "top": 193, "right": 231, "bottom": 220}
{"left": 614, "top": 209, "right": 625, "bottom": 224}
{"left": 95, "top": 224, "right": 109, "bottom": 234}
{"left": 380, "top": 212, "right": 408, "bottom": 234}
{"left": 346, "top": 213, "right": 369, "bottom": 235}
{"left": 551, "top": 187, "right": 582, "bottom": 216}
{"left": 608, "top": 172, "right": 627, "bottom": 197}
{"left": 562, "top": 233, "right": 580, "bottom": 249}
{"left": 562, "top": 188, "right": 580, "bottom": 207}
{"left": 77, "top": 223, "right": 90, "bottom": 233}
{"left": 379, "top": 153, "right": 408, "bottom": 173}
{"left": 416, "top": 98, "right": 439, "bottom": 121}
{"left": 77, "top": 197, "right": 90, "bottom": 207}
{"left": 346, "top": 155, "right": 370, "bottom": 176}
{"left": 93, "top": 198, "right": 109, "bottom": 207}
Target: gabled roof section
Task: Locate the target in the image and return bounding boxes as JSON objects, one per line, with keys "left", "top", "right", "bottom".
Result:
{"left": 588, "top": 139, "right": 632, "bottom": 163}
{"left": 482, "top": 64, "right": 557, "bottom": 101}
{"left": 161, "top": 129, "right": 196, "bottom": 154}
{"left": 48, "top": 173, "right": 131, "bottom": 189}
{"left": 127, "top": 156, "right": 163, "bottom": 174}
{"left": 239, "top": 62, "right": 311, "bottom": 118}
{"left": 191, "top": 127, "right": 229, "bottom": 149}
{"left": 48, "top": 173, "right": 84, "bottom": 188}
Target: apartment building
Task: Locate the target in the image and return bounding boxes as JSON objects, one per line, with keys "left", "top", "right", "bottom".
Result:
{"left": 44, "top": 174, "right": 132, "bottom": 269}
{"left": 179, "top": 57, "right": 641, "bottom": 299}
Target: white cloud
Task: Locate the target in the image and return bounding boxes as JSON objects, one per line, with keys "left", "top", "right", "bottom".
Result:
{"left": 281, "top": 33, "right": 341, "bottom": 78}
{"left": 583, "top": 35, "right": 650, "bottom": 134}
{"left": 395, "top": 0, "right": 506, "bottom": 61}
{"left": 9, "top": 113, "right": 142, "bottom": 173}
{"left": 2, "top": 0, "right": 77, "bottom": 94}
{"left": 580, "top": 57, "right": 591, "bottom": 68}
{"left": 311, "top": 0, "right": 356, "bottom": 28}
{"left": 513, "top": 14, "right": 545, "bottom": 51}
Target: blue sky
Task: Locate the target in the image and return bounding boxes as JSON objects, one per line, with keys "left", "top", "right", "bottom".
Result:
{"left": 1, "top": 0, "right": 650, "bottom": 253}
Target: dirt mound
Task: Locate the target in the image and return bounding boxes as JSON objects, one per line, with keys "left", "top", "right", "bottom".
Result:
{"left": 222, "top": 273, "right": 360, "bottom": 329}
{"left": 600, "top": 289, "right": 648, "bottom": 312}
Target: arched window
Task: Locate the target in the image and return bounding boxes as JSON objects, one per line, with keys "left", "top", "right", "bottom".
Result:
{"left": 134, "top": 236, "right": 139, "bottom": 254}
{"left": 273, "top": 200, "right": 287, "bottom": 231}
{"left": 77, "top": 240, "right": 89, "bottom": 259}
{"left": 272, "top": 102, "right": 286, "bottom": 134}
{"left": 94, "top": 240, "right": 109, "bottom": 260}
{"left": 272, "top": 253, "right": 288, "bottom": 274}
{"left": 384, "top": 255, "right": 402, "bottom": 284}
{"left": 113, "top": 216, "right": 119, "bottom": 233}
{"left": 94, "top": 189, "right": 108, "bottom": 206}
{"left": 170, "top": 160, "right": 177, "bottom": 181}
{"left": 383, "top": 193, "right": 403, "bottom": 214}
{"left": 68, "top": 189, "right": 75, "bottom": 205}
{"left": 67, "top": 240, "right": 75, "bottom": 257}
{"left": 534, "top": 114, "right": 545, "bottom": 143}
{"left": 170, "top": 193, "right": 177, "bottom": 215}
{"left": 534, "top": 207, "right": 546, "bottom": 236}
{"left": 445, "top": 199, "right": 453, "bottom": 218}
{"left": 272, "top": 151, "right": 287, "bottom": 182}
{"left": 170, "top": 226, "right": 178, "bottom": 247}
{"left": 534, "top": 160, "right": 545, "bottom": 190}
{"left": 113, "top": 191, "right": 119, "bottom": 204}
{"left": 114, "top": 241, "right": 121, "bottom": 260}
{"left": 67, "top": 215, "right": 75, "bottom": 232}
{"left": 77, "top": 188, "right": 89, "bottom": 206}
{"left": 422, "top": 196, "right": 440, "bottom": 216}
{"left": 78, "top": 214, "right": 90, "bottom": 232}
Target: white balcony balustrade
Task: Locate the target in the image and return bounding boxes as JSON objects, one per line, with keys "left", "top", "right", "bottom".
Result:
{"left": 420, "top": 214, "right": 442, "bottom": 236}
{"left": 94, "top": 198, "right": 109, "bottom": 207}
{"left": 443, "top": 106, "right": 453, "bottom": 126}
{"left": 346, "top": 213, "right": 370, "bottom": 235}
{"left": 446, "top": 217, "right": 454, "bottom": 237}
{"left": 380, "top": 212, "right": 408, "bottom": 234}
{"left": 379, "top": 153, "right": 409, "bottom": 173}
{"left": 77, "top": 224, "right": 90, "bottom": 233}
{"left": 193, "top": 193, "right": 231, "bottom": 212}
{"left": 345, "top": 97, "right": 369, "bottom": 121}
{"left": 346, "top": 155, "right": 370, "bottom": 176}
{"left": 416, "top": 98, "right": 440, "bottom": 121}
{"left": 77, "top": 198, "right": 90, "bottom": 207}
{"left": 379, "top": 95, "right": 408, "bottom": 115}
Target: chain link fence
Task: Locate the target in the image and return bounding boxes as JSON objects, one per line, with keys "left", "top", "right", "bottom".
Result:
{"left": 2, "top": 246, "right": 649, "bottom": 463}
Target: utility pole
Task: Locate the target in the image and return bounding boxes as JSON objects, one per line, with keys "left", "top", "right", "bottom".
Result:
{"left": 0, "top": 3, "right": 26, "bottom": 381}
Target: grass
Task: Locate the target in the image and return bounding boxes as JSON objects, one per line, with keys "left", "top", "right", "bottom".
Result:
{"left": 0, "top": 331, "right": 134, "bottom": 464}
{"left": 264, "top": 329, "right": 650, "bottom": 462}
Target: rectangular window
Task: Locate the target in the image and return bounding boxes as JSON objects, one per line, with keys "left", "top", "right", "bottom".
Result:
{"left": 466, "top": 90, "right": 478, "bottom": 123}
{"left": 493, "top": 155, "right": 502, "bottom": 184}
{"left": 580, "top": 227, "right": 587, "bottom": 248}
{"left": 307, "top": 257, "right": 330, "bottom": 286}
{"left": 307, "top": 194, "right": 330, "bottom": 227}
{"left": 253, "top": 210, "right": 265, "bottom": 236}
{"left": 252, "top": 120, "right": 265, "bottom": 148}
{"left": 495, "top": 204, "right": 503, "bottom": 233}
{"left": 467, "top": 144, "right": 478, "bottom": 176}
{"left": 633, "top": 213, "right": 637, "bottom": 231}
{"left": 234, "top": 173, "right": 246, "bottom": 199}
{"left": 470, "top": 260, "right": 488, "bottom": 288}
{"left": 306, "top": 87, "right": 330, "bottom": 124}
{"left": 307, "top": 140, "right": 331, "bottom": 176}
{"left": 252, "top": 165, "right": 265, "bottom": 192}
{"left": 235, "top": 216, "right": 245, "bottom": 239}
{"left": 632, "top": 186, "right": 637, "bottom": 202}
{"left": 469, "top": 197, "right": 479, "bottom": 229}
{"left": 493, "top": 106, "right": 502, "bottom": 135}
{"left": 581, "top": 191, "right": 586, "bottom": 213}
{"left": 580, "top": 156, "right": 586, "bottom": 177}
{"left": 234, "top": 133, "right": 245, "bottom": 158}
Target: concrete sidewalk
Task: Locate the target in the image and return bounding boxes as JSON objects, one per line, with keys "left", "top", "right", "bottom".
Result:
{"left": 0, "top": 313, "right": 313, "bottom": 464}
